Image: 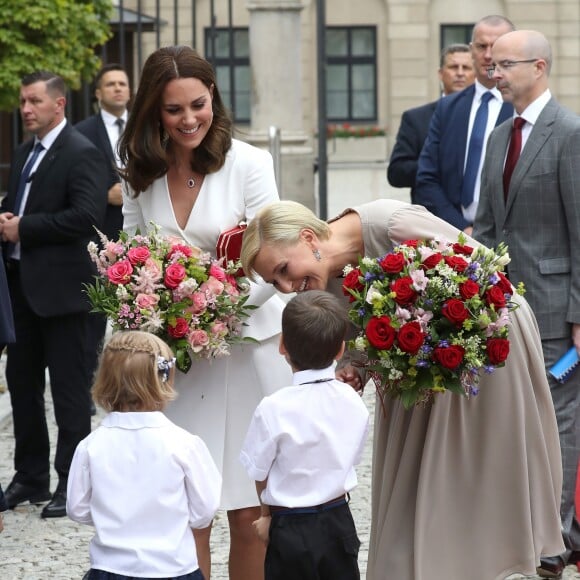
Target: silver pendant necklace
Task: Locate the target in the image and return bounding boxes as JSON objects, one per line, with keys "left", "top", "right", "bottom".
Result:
{"left": 186, "top": 177, "right": 196, "bottom": 189}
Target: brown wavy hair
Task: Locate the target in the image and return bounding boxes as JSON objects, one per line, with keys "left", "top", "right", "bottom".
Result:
{"left": 118, "top": 45, "right": 232, "bottom": 194}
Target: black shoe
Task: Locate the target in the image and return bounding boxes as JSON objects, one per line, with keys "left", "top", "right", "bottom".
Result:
{"left": 4, "top": 481, "right": 51, "bottom": 509}
{"left": 537, "top": 557, "right": 565, "bottom": 579}
{"left": 41, "top": 490, "right": 67, "bottom": 518}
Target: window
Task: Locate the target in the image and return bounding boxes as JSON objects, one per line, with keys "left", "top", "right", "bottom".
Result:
{"left": 205, "top": 27, "right": 250, "bottom": 123}
{"left": 440, "top": 24, "right": 473, "bottom": 50}
{"left": 326, "top": 26, "right": 377, "bottom": 123}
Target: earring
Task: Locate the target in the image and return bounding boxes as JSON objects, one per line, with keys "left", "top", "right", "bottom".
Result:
{"left": 313, "top": 249, "right": 321, "bottom": 261}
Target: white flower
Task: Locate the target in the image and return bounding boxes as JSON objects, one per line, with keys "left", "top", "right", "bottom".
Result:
{"left": 365, "top": 286, "right": 383, "bottom": 305}
{"left": 342, "top": 264, "right": 354, "bottom": 276}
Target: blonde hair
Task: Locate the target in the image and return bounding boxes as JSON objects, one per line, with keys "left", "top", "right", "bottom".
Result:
{"left": 92, "top": 331, "right": 176, "bottom": 412}
{"left": 241, "top": 200, "right": 331, "bottom": 280}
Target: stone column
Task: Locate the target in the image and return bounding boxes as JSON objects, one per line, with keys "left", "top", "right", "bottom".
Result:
{"left": 246, "top": 0, "right": 315, "bottom": 210}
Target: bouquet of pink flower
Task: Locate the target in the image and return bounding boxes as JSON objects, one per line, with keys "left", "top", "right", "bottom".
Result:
{"left": 342, "top": 234, "right": 524, "bottom": 409}
{"left": 86, "top": 224, "right": 254, "bottom": 373}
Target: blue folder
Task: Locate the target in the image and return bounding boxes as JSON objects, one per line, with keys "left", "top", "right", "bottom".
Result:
{"left": 549, "top": 347, "right": 579, "bottom": 383}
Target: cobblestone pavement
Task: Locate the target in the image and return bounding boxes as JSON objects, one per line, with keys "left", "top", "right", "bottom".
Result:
{"left": 1, "top": 353, "right": 579, "bottom": 579}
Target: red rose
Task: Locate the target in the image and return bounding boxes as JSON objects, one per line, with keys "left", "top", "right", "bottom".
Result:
{"left": 444, "top": 255, "right": 469, "bottom": 272}
{"left": 391, "top": 276, "right": 418, "bottom": 305}
{"left": 422, "top": 253, "right": 443, "bottom": 270}
{"left": 379, "top": 252, "right": 406, "bottom": 273}
{"left": 127, "top": 246, "right": 151, "bottom": 265}
{"left": 168, "top": 317, "right": 189, "bottom": 338}
{"left": 459, "top": 279, "right": 480, "bottom": 300}
{"left": 106, "top": 260, "right": 133, "bottom": 285}
{"left": 496, "top": 272, "right": 513, "bottom": 296}
{"left": 452, "top": 243, "right": 474, "bottom": 256}
{"left": 164, "top": 263, "right": 187, "bottom": 289}
{"left": 486, "top": 338, "right": 510, "bottom": 365}
{"left": 485, "top": 286, "right": 507, "bottom": 309}
{"left": 432, "top": 344, "right": 465, "bottom": 369}
{"left": 167, "top": 244, "right": 193, "bottom": 259}
{"left": 365, "top": 316, "right": 396, "bottom": 350}
{"left": 342, "top": 268, "right": 364, "bottom": 302}
{"left": 401, "top": 240, "right": 418, "bottom": 248}
{"left": 442, "top": 298, "right": 470, "bottom": 326}
{"left": 397, "top": 321, "right": 425, "bottom": 354}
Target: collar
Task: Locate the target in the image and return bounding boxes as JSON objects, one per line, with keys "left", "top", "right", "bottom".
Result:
{"left": 514, "top": 89, "right": 552, "bottom": 127}
{"left": 474, "top": 80, "right": 502, "bottom": 102}
{"left": 101, "top": 411, "right": 171, "bottom": 429}
{"left": 292, "top": 364, "right": 337, "bottom": 386}
{"left": 37, "top": 117, "right": 67, "bottom": 151}
{"left": 100, "top": 108, "right": 128, "bottom": 127}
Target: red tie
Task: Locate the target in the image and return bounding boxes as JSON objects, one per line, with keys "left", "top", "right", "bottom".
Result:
{"left": 503, "top": 117, "right": 526, "bottom": 200}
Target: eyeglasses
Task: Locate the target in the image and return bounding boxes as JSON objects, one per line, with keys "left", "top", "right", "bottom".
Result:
{"left": 486, "top": 59, "right": 538, "bottom": 79}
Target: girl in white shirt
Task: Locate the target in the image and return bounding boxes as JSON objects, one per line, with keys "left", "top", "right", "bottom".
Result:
{"left": 67, "top": 331, "right": 221, "bottom": 580}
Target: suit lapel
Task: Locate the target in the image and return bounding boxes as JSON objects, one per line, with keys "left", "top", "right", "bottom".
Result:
{"left": 505, "top": 99, "right": 557, "bottom": 216}
{"left": 96, "top": 115, "right": 116, "bottom": 160}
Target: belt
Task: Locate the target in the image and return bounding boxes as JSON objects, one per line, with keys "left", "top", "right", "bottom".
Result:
{"left": 269, "top": 494, "right": 348, "bottom": 516}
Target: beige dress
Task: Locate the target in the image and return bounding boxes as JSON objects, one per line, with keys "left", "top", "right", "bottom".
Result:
{"left": 329, "top": 199, "right": 564, "bottom": 580}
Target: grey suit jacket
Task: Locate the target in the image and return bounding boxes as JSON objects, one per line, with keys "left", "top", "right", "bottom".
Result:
{"left": 473, "top": 98, "right": 580, "bottom": 339}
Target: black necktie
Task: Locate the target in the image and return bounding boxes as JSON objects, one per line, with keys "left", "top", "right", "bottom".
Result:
{"left": 461, "top": 92, "right": 493, "bottom": 208}
{"left": 115, "top": 117, "right": 125, "bottom": 137}
{"left": 13, "top": 141, "right": 44, "bottom": 215}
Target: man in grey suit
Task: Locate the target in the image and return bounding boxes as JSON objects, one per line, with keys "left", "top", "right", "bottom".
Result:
{"left": 473, "top": 30, "right": 580, "bottom": 579}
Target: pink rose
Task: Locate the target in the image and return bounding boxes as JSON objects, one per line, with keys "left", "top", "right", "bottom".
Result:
{"left": 136, "top": 293, "right": 160, "bottom": 309}
{"left": 164, "top": 263, "right": 187, "bottom": 289}
{"left": 209, "top": 263, "right": 227, "bottom": 281}
{"left": 127, "top": 246, "right": 151, "bottom": 265}
{"left": 188, "top": 330, "right": 210, "bottom": 352}
{"left": 167, "top": 243, "right": 193, "bottom": 259}
{"left": 211, "top": 321, "right": 228, "bottom": 337}
{"left": 201, "top": 277, "right": 225, "bottom": 296}
{"left": 143, "top": 258, "right": 162, "bottom": 280}
{"left": 189, "top": 291, "right": 207, "bottom": 314}
{"left": 106, "top": 260, "right": 133, "bottom": 285}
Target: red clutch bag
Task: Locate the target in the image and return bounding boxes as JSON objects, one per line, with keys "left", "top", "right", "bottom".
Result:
{"left": 216, "top": 223, "right": 247, "bottom": 276}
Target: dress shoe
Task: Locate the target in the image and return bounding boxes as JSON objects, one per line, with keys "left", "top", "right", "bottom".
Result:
{"left": 4, "top": 481, "right": 51, "bottom": 509}
{"left": 537, "top": 557, "right": 565, "bottom": 579}
{"left": 41, "top": 490, "right": 67, "bottom": 518}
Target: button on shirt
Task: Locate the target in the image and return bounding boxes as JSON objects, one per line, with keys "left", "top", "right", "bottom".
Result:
{"left": 66, "top": 411, "right": 221, "bottom": 577}
{"left": 462, "top": 82, "right": 503, "bottom": 224}
{"left": 240, "top": 365, "right": 370, "bottom": 508}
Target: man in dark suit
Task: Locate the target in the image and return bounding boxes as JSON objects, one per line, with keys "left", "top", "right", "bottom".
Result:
{"left": 415, "top": 15, "right": 515, "bottom": 234}
{"left": 387, "top": 43, "right": 474, "bottom": 202}
{"left": 75, "top": 63, "right": 130, "bottom": 393}
{"left": 0, "top": 71, "right": 107, "bottom": 518}
{"left": 474, "top": 30, "right": 580, "bottom": 579}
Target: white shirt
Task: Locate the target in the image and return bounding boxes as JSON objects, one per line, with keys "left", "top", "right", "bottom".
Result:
{"left": 67, "top": 411, "right": 221, "bottom": 577}
{"left": 11, "top": 118, "right": 67, "bottom": 259}
{"left": 462, "top": 81, "right": 504, "bottom": 223}
{"left": 240, "top": 366, "right": 369, "bottom": 507}
{"left": 100, "top": 108, "right": 127, "bottom": 167}
{"left": 510, "top": 89, "right": 552, "bottom": 154}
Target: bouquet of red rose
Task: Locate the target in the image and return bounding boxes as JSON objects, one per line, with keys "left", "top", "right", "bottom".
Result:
{"left": 85, "top": 224, "right": 254, "bottom": 373}
{"left": 342, "top": 234, "right": 524, "bottom": 409}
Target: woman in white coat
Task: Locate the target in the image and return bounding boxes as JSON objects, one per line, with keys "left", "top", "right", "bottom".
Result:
{"left": 119, "top": 45, "right": 292, "bottom": 580}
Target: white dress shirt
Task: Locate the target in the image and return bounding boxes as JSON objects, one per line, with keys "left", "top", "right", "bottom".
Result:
{"left": 240, "top": 365, "right": 369, "bottom": 508}
{"left": 100, "top": 109, "right": 127, "bottom": 167}
{"left": 462, "top": 81, "right": 504, "bottom": 223}
{"left": 510, "top": 88, "right": 552, "bottom": 154}
{"left": 67, "top": 411, "right": 221, "bottom": 577}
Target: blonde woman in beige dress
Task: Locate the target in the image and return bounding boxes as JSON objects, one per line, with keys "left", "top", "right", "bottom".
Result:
{"left": 240, "top": 198, "right": 564, "bottom": 580}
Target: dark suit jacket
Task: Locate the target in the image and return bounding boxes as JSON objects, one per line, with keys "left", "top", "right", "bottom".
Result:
{"left": 387, "top": 100, "right": 438, "bottom": 202}
{"left": 75, "top": 113, "right": 123, "bottom": 240}
{"left": 474, "top": 98, "right": 580, "bottom": 339}
{"left": 415, "top": 85, "right": 513, "bottom": 230}
{"left": 1, "top": 123, "right": 108, "bottom": 317}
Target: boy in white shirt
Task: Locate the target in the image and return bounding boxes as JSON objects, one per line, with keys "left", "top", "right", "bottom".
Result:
{"left": 67, "top": 331, "right": 221, "bottom": 580}
{"left": 240, "top": 290, "right": 369, "bottom": 580}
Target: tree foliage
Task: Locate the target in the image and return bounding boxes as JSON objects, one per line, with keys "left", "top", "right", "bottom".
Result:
{"left": 0, "top": 0, "right": 113, "bottom": 111}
